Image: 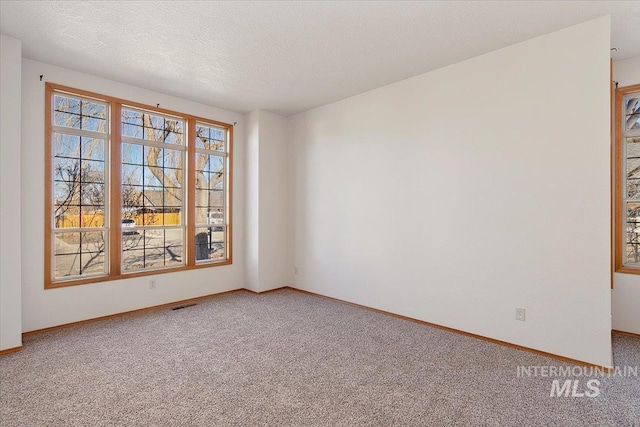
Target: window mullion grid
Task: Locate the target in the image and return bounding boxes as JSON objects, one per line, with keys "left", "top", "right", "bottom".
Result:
{"left": 196, "top": 149, "right": 227, "bottom": 228}
{"left": 622, "top": 92, "right": 640, "bottom": 268}
{"left": 193, "top": 125, "right": 228, "bottom": 264}
{"left": 50, "top": 91, "right": 111, "bottom": 281}
{"left": 47, "top": 84, "right": 232, "bottom": 287}
{"left": 121, "top": 111, "right": 187, "bottom": 273}
{"left": 109, "top": 102, "right": 122, "bottom": 277}
{"left": 623, "top": 93, "right": 635, "bottom": 267}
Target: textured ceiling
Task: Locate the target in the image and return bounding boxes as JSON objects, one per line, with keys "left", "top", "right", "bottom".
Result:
{"left": 1, "top": 1, "right": 638, "bottom": 116}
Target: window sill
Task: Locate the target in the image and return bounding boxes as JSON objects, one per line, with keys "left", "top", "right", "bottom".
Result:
{"left": 45, "top": 260, "right": 232, "bottom": 289}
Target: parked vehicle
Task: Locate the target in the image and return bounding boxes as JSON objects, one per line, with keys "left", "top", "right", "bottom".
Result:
{"left": 122, "top": 218, "right": 138, "bottom": 235}
{"left": 207, "top": 212, "right": 224, "bottom": 231}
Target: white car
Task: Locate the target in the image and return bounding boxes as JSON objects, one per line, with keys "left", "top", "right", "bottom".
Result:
{"left": 122, "top": 218, "right": 138, "bottom": 235}
{"left": 207, "top": 212, "right": 224, "bottom": 231}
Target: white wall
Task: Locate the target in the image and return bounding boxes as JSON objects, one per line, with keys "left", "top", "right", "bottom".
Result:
{"left": 614, "top": 56, "right": 640, "bottom": 87}
{"left": 0, "top": 35, "right": 23, "bottom": 351}
{"left": 257, "top": 111, "right": 288, "bottom": 291}
{"left": 244, "top": 110, "right": 289, "bottom": 292}
{"left": 21, "top": 59, "right": 246, "bottom": 332}
{"left": 245, "top": 111, "right": 260, "bottom": 292}
{"left": 612, "top": 55, "right": 640, "bottom": 335}
{"left": 288, "top": 17, "right": 612, "bottom": 366}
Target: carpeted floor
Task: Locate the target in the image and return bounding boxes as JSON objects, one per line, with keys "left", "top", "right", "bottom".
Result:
{"left": 1, "top": 289, "right": 638, "bottom": 426}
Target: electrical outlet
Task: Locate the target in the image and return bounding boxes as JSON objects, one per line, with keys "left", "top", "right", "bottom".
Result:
{"left": 515, "top": 307, "right": 526, "bottom": 321}
{"left": 295, "top": 267, "right": 299, "bottom": 275}
{"left": 149, "top": 279, "right": 157, "bottom": 290}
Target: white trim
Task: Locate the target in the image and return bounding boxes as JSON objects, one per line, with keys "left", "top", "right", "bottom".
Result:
{"left": 121, "top": 136, "right": 186, "bottom": 150}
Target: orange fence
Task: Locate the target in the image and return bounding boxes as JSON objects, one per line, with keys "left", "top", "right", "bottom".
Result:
{"left": 56, "top": 212, "right": 181, "bottom": 228}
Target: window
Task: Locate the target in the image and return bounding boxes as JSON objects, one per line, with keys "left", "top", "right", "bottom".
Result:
{"left": 614, "top": 84, "right": 640, "bottom": 273}
{"left": 50, "top": 93, "right": 109, "bottom": 279}
{"left": 45, "top": 84, "right": 232, "bottom": 288}
{"left": 194, "top": 123, "right": 228, "bottom": 262}
{"left": 120, "top": 108, "right": 186, "bottom": 272}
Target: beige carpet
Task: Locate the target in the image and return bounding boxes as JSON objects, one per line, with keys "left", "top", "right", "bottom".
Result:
{"left": 1, "top": 289, "right": 638, "bottom": 426}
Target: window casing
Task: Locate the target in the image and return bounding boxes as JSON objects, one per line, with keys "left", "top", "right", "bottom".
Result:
{"left": 45, "top": 84, "right": 232, "bottom": 288}
{"left": 614, "top": 84, "right": 640, "bottom": 274}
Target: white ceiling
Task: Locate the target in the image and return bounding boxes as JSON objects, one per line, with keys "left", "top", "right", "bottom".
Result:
{"left": 1, "top": 1, "right": 638, "bottom": 116}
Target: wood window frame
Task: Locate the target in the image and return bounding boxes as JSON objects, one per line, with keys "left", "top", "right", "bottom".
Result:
{"left": 613, "top": 83, "right": 640, "bottom": 276}
{"left": 44, "top": 83, "right": 233, "bottom": 289}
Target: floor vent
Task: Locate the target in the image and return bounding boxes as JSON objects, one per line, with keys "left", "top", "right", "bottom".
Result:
{"left": 171, "top": 303, "right": 197, "bottom": 311}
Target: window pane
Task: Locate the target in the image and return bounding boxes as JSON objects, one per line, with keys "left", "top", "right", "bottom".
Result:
{"left": 122, "top": 228, "right": 184, "bottom": 271}
{"left": 163, "top": 149, "right": 183, "bottom": 169}
{"left": 80, "top": 182, "right": 105, "bottom": 208}
{"left": 195, "top": 226, "right": 225, "bottom": 262}
{"left": 54, "top": 156, "right": 79, "bottom": 177}
{"left": 80, "top": 138, "right": 105, "bottom": 160}
{"left": 195, "top": 207, "right": 209, "bottom": 225}
{"left": 80, "top": 252, "right": 107, "bottom": 275}
{"left": 627, "top": 157, "right": 640, "bottom": 199}
{"left": 196, "top": 153, "right": 209, "bottom": 174}
{"left": 196, "top": 123, "right": 225, "bottom": 152}
{"left": 143, "top": 165, "right": 163, "bottom": 187}
{"left": 626, "top": 202, "right": 640, "bottom": 265}
{"left": 122, "top": 184, "right": 143, "bottom": 212}
{"left": 53, "top": 95, "right": 107, "bottom": 133}
{"left": 196, "top": 170, "right": 211, "bottom": 190}
{"left": 121, "top": 108, "right": 184, "bottom": 145}
{"left": 122, "top": 142, "right": 143, "bottom": 165}
{"left": 195, "top": 125, "right": 209, "bottom": 149}
{"left": 122, "top": 164, "right": 143, "bottom": 186}
{"left": 55, "top": 209, "right": 80, "bottom": 229}
{"left": 54, "top": 133, "right": 80, "bottom": 158}
{"left": 80, "top": 205, "right": 105, "bottom": 228}
{"left": 195, "top": 152, "right": 224, "bottom": 227}
{"left": 122, "top": 142, "right": 183, "bottom": 230}
{"left": 164, "top": 189, "right": 183, "bottom": 208}
{"left": 81, "top": 160, "right": 105, "bottom": 183}
{"left": 53, "top": 126, "right": 107, "bottom": 233}
{"left": 625, "top": 97, "right": 640, "bottom": 131}
{"left": 626, "top": 137, "right": 640, "bottom": 200}
{"left": 122, "top": 123, "right": 143, "bottom": 139}
{"left": 54, "top": 111, "right": 81, "bottom": 129}
{"left": 54, "top": 254, "right": 80, "bottom": 278}
{"left": 81, "top": 116, "right": 107, "bottom": 133}
{"left": 54, "top": 95, "right": 80, "bottom": 114}
{"left": 54, "top": 230, "right": 107, "bottom": 278}
{"left": 82, "top": 101, "right": 106, "bottom": 119}
{"left": 196, "top": 188, "right": 223, "bottom": 207}
{"left": 210, "top": 155, "right": 224, "bottom": 188}
{"left": 53, "top": 143, "right": 106, "bottom": 228}
{"left": 122, "top": 108, "right": 142, "bottom": 125}
{"left": 163, "top": 131, "right": 183, "bottom": 145}
{"left": 140, "top": 210, "right": 161, "bottom": 226}
{"left": 195, "top": 184, "right": 223, "bottom": 226}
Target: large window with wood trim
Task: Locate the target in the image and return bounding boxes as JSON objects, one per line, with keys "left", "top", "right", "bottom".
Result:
{"left": 45, "top": 84, "right": 232, "bottom": 288}
{"left": 614, "top": 84, "right": 640, "bottom": 273}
